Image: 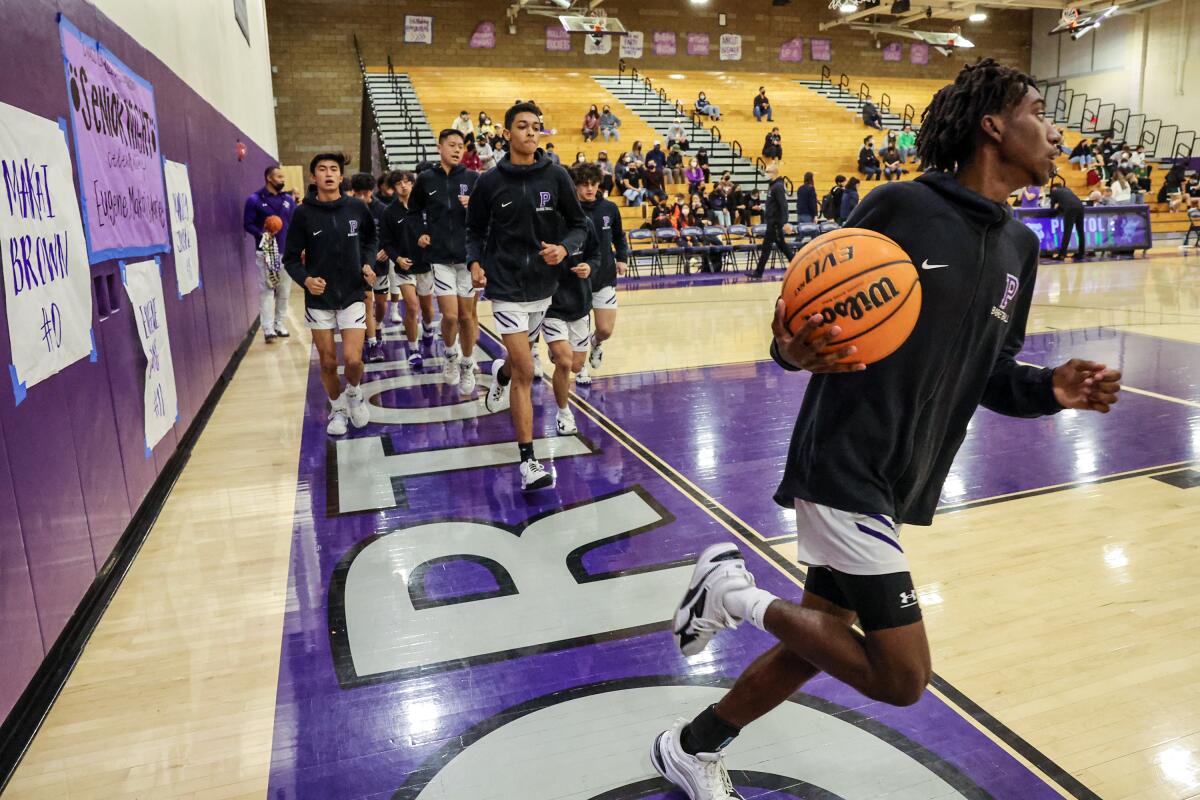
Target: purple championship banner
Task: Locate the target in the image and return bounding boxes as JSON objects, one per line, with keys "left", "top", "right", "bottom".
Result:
{"left": 59, "top": 14, "right": 170, "bottom": 264}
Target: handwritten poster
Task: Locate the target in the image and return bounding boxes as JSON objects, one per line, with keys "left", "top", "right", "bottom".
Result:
{"left": 59, "top": 16, "right": 169, "bottom": 264}
{"left": 810, "top": 38, "right": 832, "bottom": 61}
{"left": 653, "top": 31, "right": 677, "bottom": 56}
{"left": 546, "top": 26, "right": 572, "bottom": 52}
{"left": 163, "top": 159, "right": 199, "bottom": 296}
{"left": 687, "top": 33, "right": 710, "bottom": 56}
{"left": 469, "top": 21, "right": 496, "bottom": 49}
{"left": 620, "top": 31, "right": 644, "bottom": 59}
{"left": 0, "top": 101, "right": 94, "bottom": 403}
{"left": 404, "top": 15, "right": 433, "bottom": 44}
{"left": 720, "top": 34, "right": 742, "bottom": 61}
{"left": 779, "top": 37, "right": 805, "bottom": 62}
{"left": 910, "top": 43, "right": 930, "bottom": 65}
{"left": 883, "top": 42, "right": 903, "bottom": 61}
{"left": 123, "top": 259, "right": 177, "bottom": 452}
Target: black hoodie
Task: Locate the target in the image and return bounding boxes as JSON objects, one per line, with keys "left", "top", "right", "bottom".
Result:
{"left": 378, "top": 198, "right": 431, "bottom": 275}
{"left": 581, "top": 197, "right": 628, "bottom": 290}
{"left": 408, "top": 163, "right": 479, "bottom": 264}
{"left": 466, "top": 153, "right": 588, "bottom": 303}
{"left": 283, "top": 191, "right": 378, "bottom": 310}
{"left": 764, "top": 177, "right": 789, "bottom": 225}
{"left": 771, "top": 171, "right": 1062, "bottom": 526}
{"left": 547, "top": 218, "right": 600, "bottom": 321}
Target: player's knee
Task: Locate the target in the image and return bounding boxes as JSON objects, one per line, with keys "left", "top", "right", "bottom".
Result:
{"left": 508, "top": 358, "right": 534, "bottom": 384}
{"left": 441, "top": 309, "right": 459, "bottom": 327}
{"left": 318, "top": 352, "right": 339, "bottom": 373}
{"left": 877, "top": 666, "right": 930, "bottom": 707}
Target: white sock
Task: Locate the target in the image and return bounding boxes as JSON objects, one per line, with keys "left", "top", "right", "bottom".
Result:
{"left": 344, "top": 383, "right": 361, "bottom": 398}
{"left": 557, "top": 403, "right": 570, "bottom": 413}
{"left": 407, "top": 338, "right": 418, "bottom": 349}
{"left": 447, "top": 343, "right": 460, "bottom": 359}
{"left": 723, "top": 586, "right": 776, "bottom": 631}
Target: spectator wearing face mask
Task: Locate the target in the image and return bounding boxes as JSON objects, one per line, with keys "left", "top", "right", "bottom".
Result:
{"left": 600, "top": 106, "right": 621, "bottom": 142}
{"left": 695, "top": 91, "right": 721, "bottom": 121}
{"left": 582, "top": 105, "right": 600, "bottom": 142}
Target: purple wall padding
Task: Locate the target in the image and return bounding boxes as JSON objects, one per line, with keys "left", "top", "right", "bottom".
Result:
{"left": 0, "top": 0, "right": 274, "bottom": 721}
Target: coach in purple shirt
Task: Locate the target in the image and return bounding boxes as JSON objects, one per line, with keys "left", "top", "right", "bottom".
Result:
{"left": 243, "top": 165, "right": 296, "bottom": 341}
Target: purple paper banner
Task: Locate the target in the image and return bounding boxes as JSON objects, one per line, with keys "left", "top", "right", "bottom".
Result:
{"left": 653, "top": 31, "right": 677, "bottom": 56}
{"left": 910, "top": 42, "right": 930, "bottom": 64}
{"left": 779, "top": 37, "right": 805, "bottom": 62}
{"left": 59, "top": 15, "right": 169, "bottom": 264}
{"left": 687, "top": 33, "right": 710, "bottom": 56}
{"left": 546, "top": 26, "right": 571, "bottom": 51}
{"left": 470, "top": 21, "right": 496, "bottom": 49}
{"left": 883, "top": 42, "right": 903, "bottom": 61}
{"left": 810, "top": 38, "right": 832, "bottom": 62}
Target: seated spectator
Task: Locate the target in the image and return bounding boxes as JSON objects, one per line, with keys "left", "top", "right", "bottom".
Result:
{"left": 795, "top": 172, "right": 817, "bottom": 222}
{"left": 461, "top": 142, "right": 482, "bottom": 171}
{"left": 1120, "top": 167, "right": 1145, "bottom": 204}
{"left": 1087, "top": 187, "right": 1115, "bottom": 206}
{"left": 840, "top": 177, "right": 861, "bottom": 219}
{"left": 1187, "top": 173, "right": 1200, "bottom": 209}
{"left": 1109, "top": 173, "right": 1132, "bottom": 205}
{"left": 882, "top": 145, "right": 906, "bottom": 181}
{"left": 666, "top": 145, "right": 686, "bottom": 184}
{"left": 647, "top": 197, "right": 673, "bottom": 229}
{"left": 685, "top": 158, "right": 705, "bottom": 195}
{"left": 1068, "top": 139, "right": 1094, "bottom": 169}
{"left": 897, "top": 123, "right": 916, "bottom": 163}
{"left": 858, "top": 136, "right": 881, "bottom": 181}
{"left": 544, "top": 142, "right": 561, "bottom": 165}
{"left": 600, "top": 105, "right": 621, "bottom": 141}
{"left": 1115, "top": 145, "right": 1133, "bottom": 171}
{"left": 452, "top": 110, "right": 475, "bottom": 145}
{"left": 478, "top": 111, "right": 492, "bottom": 131}
{"left": 861, "top": 95, "right": 883, "bottom": 130}
{"left": 1099, "top": 135, "right": 1118, "bottom": 165}
{"left": 667, "top": 118, "right": 690, "bottom": 151}
{"left": 762, "top": 127, "right": 783, "bottom": 162}
{"left": 1017, "top": 184, "right": 1043, "bottom": 208}
{"left": 476, "top": 137, "right": 496, "bottom": 171}
{"left": 695, "top": 91, "right": 721, "bottom": 121}
{"left": 597, "top": 150, "right": 615, "bottom": 194}
{"left": 1129, "top": 145, "right": 1146, "bottom": 169}
{"left": 708, "top": 183, "right": 732, "bottom": 226}
{"left": 745, "top": 189, "right": 764, "bottom": 224}
{"left": 642, "top": 160, "right": 667, "bottom": 202}
{"left": 671, "top": 193, "right": 688, "bottom": 216}
{"left": 582, "top": 105, "right": 600, "bottom": 142}
{"left": 822, "top": 175, "right": 847, "bottom": 222}
{"left": 673, "top": 200, "right": 697, "bottom": 230}
{"left": 489, "top": 125, "right": 505, "bottom": 152}
{"left": 645, "top": 141, "right": 667, "bottom": 172}
{"left": 696, "top": 147, "right": 711, "bottom": 182}
{"left": 630, "top": 140, "right": 644, "bottom": 161}
{"left": 616, "top": 154, "right": 646, "bottom": 206}
{"left": 573, "top": 151, "right": 588, "bottom": 166}
{"left": 754, "top": 87, "right": 773, "bottom": 122}
{"left": 1159, "top": 162, "right": 1186, "bottom": 210}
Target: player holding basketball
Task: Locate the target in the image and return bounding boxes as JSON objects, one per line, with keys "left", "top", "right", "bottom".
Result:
{"left": 652, "top": 59, "right": 1124, "bottom": 800}
{"left": 570, "top": 162, "right": 628, "bottom": 386}
{"left": 283, "top": 153, "right": 378, "bottom": 437}
{"left": 378, "top": 171, "right": 436, "bottom": 369}
{"left": 472, "top": 102, "right": 588, "bottom": 491}
{"left": 409, "top": 129, "right": 480, "bottom": 395}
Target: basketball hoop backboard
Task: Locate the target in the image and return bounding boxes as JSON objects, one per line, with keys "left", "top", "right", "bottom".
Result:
{"left": 558, "top": 14, "right": 628, "bottom": 35}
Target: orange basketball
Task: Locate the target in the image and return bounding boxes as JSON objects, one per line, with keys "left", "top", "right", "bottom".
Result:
{"left": 780, "top": 228, "right": 921, "bottom": 365}
{"left": 264, "top": 214, "right": 284, "bottom": 234}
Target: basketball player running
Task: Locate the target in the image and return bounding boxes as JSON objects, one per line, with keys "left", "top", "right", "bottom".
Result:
{"left": 471, "top": 102, "right": 588, "bottom": 490}
{"left": 282, "top": 153, "right": 378, "bottom": 437}
{"left": 350, "top": 172, "right": 391, "bottom": 363}
{"left": 409, "top": 129, "right": 480, "bottom": 395}
{"left": 652, "top": 60, "right": 1124, "bottom": 800}
{"left": 378, "top": 171, "right": 436, "bottom": 368}
{"left": 571, "top": 163, "right": 627, "bottom": 386}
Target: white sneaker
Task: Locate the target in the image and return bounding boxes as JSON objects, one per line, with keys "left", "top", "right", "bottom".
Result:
{"left": 532, "top": 352, "right": 545, "bottom": 380}
{"left": 651, "top": 719, "right": 743, "bottom": 800}
{"left": 520, "top": 458, "right": 553, "bottom": 491}
{"left": 345, "top": 386, "right": 370, "bottom": 428}
{"left": 390, "top": 305, "right": 402, "bottom": 324}
{"left": 555, "top": 408, "right": 577, "bottom": 435}
{"left": 326, "top": 403, "right": 349, "bottom": 436}
{"left": 674, "top": 543, "right": 753, "bottom": 657}
{"left": 275, "top": 324, "right": 290, "bottom": 338}
{"left": 423, "top": 324, "right": 437, "bottom": 340}
{"left": 408, "top": 350, "right": 423, "bottom": 369}
{"left": 483, "top": 359, "right": 511, "bottom": 412}
{"left": 458, "top": 358, "right": 477, "bottom": 395}
{"left": 589, "top": 342, "right": 604, "bottom": 370}
{"left": 574, "top": 365, "right": 592, "bottom": 385}
{"left": 442, "top": 351, "right": 460, "bottom": 387}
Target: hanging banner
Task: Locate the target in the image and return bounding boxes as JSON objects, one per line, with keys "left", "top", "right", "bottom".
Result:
{"left": 687, "top": 33, "right": 710, "bottom": 56}
{"left": 405, "top": 15, "right": 433, "bottom": 44}
{"left": 719, "top": 34, "right": 742, "bottom": 61}
{"left": 123, "top": 259, "right": 177, "bottom": 452}
{"left": 546, "top": 26, "right": 572, "bottom": 51}
{"left": 585, "top": 33, "right": 613, "bottom": 55}
{"left": 910, "top": 43, "right": 930, "bottom": 65}
{"left": 883, "top": 42, "right": 903, "bottom": 61}
{"left": 810, "top": 38, "right": 832, "bottom": 61}
{"left": 163, "top": 159, "right": 199, "bottom": 296}
{"left": 620, "top": 31, "right": 644, "bottom": 59}
{"left": 779, "top": 37, "right": 805, "bottom": 62}
{"left": 0, "top": 101, "right": 94, "bottom": 404}
{"left": 59, "top": 15, "right": 169, "bottom": 264}
{"left": 653, "top": 31, "right": 677, "bottom": 56}
{"left": 469, "top": 21, "right": 496, "bottom": 49}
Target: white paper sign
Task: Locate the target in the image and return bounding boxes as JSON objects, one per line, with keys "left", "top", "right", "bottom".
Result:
{"left": 585, "top": 33, "right": 613, "bottom": 55}
{"left": 404, "top": 15, "right": 433, "bottom": 44}
{"left": 0, "top": 101, "right": 93, "bottom": 403}
{"left": 123, "top": 259, "right": 177, "bottom": 452}
{"left": 720, "top": 34, "right": 742, "bottom": 61}
{"left": 163, "top": 159, "right": 199, "bottom": 296}
{"left": 620, "top": 31, "right": 644, "bottom": 59}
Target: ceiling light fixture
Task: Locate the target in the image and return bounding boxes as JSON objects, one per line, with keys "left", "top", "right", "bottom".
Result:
{"left": 839, "top": 1, "right": 859, "bottom": 13}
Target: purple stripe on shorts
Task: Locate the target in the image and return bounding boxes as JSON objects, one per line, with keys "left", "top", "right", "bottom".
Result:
{"left": 494, "top": 311, "right": 518, "bottom": 328}
{"left": 865, "top": 513, "right": 895, "bottom": 531}
{"left": 855, "top": 523, "right": 904, "bottom": 553}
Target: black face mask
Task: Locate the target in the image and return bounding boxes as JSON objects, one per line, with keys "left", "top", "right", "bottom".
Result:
{"left": 270, "top": 179, "right": 286, "bottom": 192}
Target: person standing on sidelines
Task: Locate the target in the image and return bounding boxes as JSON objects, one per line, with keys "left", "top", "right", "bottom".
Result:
{"left": 409, "top": 130, "right": 480, "bottom": 395}
{"left": 378, "top": 171, "right": 436, "bottom": 368}
{"left": 750, "top": 163, "right": 794, "bottom": 280}
{"left": 569, "top": 162, "right": 627, "bottom": 386}
{"left": 282, "top": 153, "right": 378, "bottom": 436}
{"left": 471, "top": 102, "right": 588, "bottom": 491}
{"left": 243, "top": 164, "right": 296, "bottom": 342}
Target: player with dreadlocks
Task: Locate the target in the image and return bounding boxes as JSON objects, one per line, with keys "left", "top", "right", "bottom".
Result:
{"left": 650, "top": 59, "right": 1124, "bottom": 800}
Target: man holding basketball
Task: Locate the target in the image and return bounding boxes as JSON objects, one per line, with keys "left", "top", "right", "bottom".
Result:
{"left": 652, "top": 59, "right": 1124, "bottom": 800}
{"left": 244, "top": 165, "right": 295, "bottom": 342}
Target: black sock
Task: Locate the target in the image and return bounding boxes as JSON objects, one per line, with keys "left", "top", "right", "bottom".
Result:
{"left": 680, "top": 704, "right": 741, "bottom": 755}
{"left": 518, "top": 442, "right": 535, "bottom": 462}
{"left": 497, "top": 363, "right": 511, "bottom": 387}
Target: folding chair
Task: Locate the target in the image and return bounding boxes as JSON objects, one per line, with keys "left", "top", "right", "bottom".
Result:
{"left": 703, "top": 225, "right": 735, "bottom": 272}
{"left": 726, "top": 224, "right": 758, "bottom": 272}
{"left": 818, "top": 220, "right": 841, "bottom": 234}
{"left": 793, "top": 222, "right": 821, "bottom": 248}
{"left": 751, "top": 223, "right": 790, "bottom": 272}
{"left": 654, "top": 228, "right": 688, "bottom": 274}
{"left": 680, "top": 226, "right": 711, "bottom": 273}
{"left": 626, "top": 228, "right": 657, "bottom": 277}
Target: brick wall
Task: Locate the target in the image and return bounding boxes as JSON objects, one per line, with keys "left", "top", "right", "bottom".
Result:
{"left": 266, "top": 0, "right": 1031, "bottom": 166}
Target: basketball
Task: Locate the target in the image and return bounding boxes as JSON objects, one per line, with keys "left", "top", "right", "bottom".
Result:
{"left": 264, "top": 214, "right": 283, "bottom": 234}
{"left": 780, "top": 228, "right": 921, "bottom": 365}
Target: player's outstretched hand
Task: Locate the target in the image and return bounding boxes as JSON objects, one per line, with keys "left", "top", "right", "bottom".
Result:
{"left": 362, "top": 265, "right": 376, "bottom": 286}
{"left": 470, "top": 262, "right": 487, "bottom": 289}
{"left": 571, "top": 262, "right": 592, "bottom": 279}
{"left": 1053, "top": 358, "right": 1121, "bottom": 412}
{"left": 540, "top": 241, "right": 568, "bottom": 265}
{"left": 771, "top": 300, "right": 865, "bottom": 373}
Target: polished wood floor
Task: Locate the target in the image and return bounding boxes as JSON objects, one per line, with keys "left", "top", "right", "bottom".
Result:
{"left": 6, "top": 249, "right": 1200, "bottom": 798}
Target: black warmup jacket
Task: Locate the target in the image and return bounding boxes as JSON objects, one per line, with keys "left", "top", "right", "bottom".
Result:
{"left": 795, "top": 184, "right": 818, "bottom": 220}
{"left": 367, "top": 196, "right": 390, "bottom": 268}
{"left": 547, "top": 218, "right": 600, "bottom": 322}
{"left": 378, "top": 199, "right": 431, "bottom": 275}
{"left": 283, "top": 192, "right": 378, "bottom": 310}
{"left": 581, "top": 197, "right": 629, "bottom": 290}
{"left": 771, "top": 171, "right": 1063, "bottom": 525}
{"left": 408, "top": 163, "right": 479, "bottom": 264}
{"left": 764, "top": 178, "right": 789, "bottom": 226}
{"left": 465, "top": 153, "right": 588, "bottom": 303}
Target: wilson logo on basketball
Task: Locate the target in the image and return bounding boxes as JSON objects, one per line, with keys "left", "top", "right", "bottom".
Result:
{"left": 814, "top": 276, "right": 900, "bottom": 324}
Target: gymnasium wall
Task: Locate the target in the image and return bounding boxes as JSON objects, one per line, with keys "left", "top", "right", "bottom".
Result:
{"left": 0, "top": 1, "right": 276, "bottom": 724}
{"left": 265, "top": 0, "right": 1032, "bottom": 166}
{"left": 1031, "top": 0, "right": 1200, "bottom": 136}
